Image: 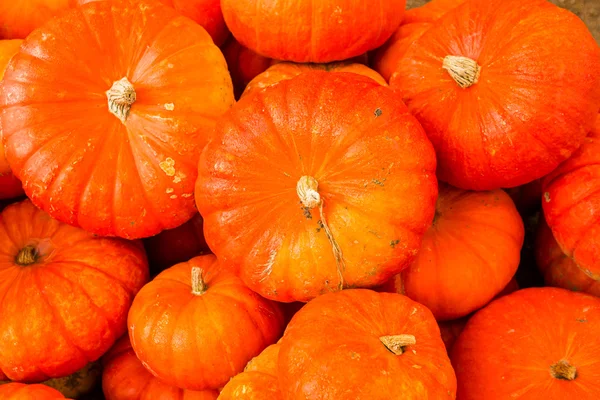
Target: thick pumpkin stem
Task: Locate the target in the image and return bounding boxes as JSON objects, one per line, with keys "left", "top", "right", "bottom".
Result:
{"left": 296, "top": 176, "right": 345, "bottom": 290}
{"left": 15, "top": 245, "right": 38, "bottom": 266}
{"left": 380, "top": 334, "right": 416, "bottom": 356}
{"left": 106, "top": 77, "right": 136, "bottom": 123}
{"left": 442, "top": 55, "right": 481, "bottom": 89}
{"left": 191, "top": 267, "right": 207, "bottom": 295}
{"left": 550, "top": 360, "right": 577, "bottom": 381}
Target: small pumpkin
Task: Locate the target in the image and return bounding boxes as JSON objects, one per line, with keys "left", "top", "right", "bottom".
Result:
{"left": 0, "top": 0, "right": 75, "bottom": 39}
{"left": 278, "top": 289, "right": 456, "bottom": 399}
{"left": 536, "top": 216, "right": 600, "bottom": 297}
{"left": 218, "top": 343, "right": 282, "bottom": 400}
{"left": 221, "top": 37, "right": 273, "bottom": 98}
{"left": 196, "top": 71, "right": 437, "bottom": 302}
{"left": 0, "top": 199, "right": 149, "bottom": 382}
{"left": 0, "top": 383, "right": 66, "bottom": 399}
{"left": 221, "top": 0, "right": 406, "bottom": 63}
{"left": 128, "top": 255, "right": 285, "bottom": 390}
{"left": 102, "top": 335, "right": 218, "bottom": 400}
{"left": 0, "top": 0, "right": 234, "bottom": 239}
{"left": 452, "top": 287, "right": 600, "bottom": 399}
{"left": 391, "top": 0, "right": 600, "bottom": 190}
{"left": 543, "top": 114, "right": 600, "bottom": 279}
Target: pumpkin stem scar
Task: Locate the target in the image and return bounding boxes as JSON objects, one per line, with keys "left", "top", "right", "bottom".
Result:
{"left": 15, "top": 245, "right": 38, "bottom": 266}
{"left": 380, "top": 334, "right": 416, "bottom": 355}
{"left": 442, "top": 55, "right": 481, "bottom": 89}
{"left": 106, "top": 77, "right": 137, "bottom": 123}
{"left": 296, "top": 176, "right": 345, "bottom": 290}
{"left": 191, "top": 267, "right": 207, "bottom": 295}
{"left": 550, "top": 360, "right": 577, "bottom": 380}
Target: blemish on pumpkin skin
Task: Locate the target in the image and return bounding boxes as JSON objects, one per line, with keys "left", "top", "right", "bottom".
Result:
{"left": 390, "top": 240, "right": 400, "bottom": 248}
{"left": 181, "top": 193, "right": 192, "bottom": 198}
{"left": 159, "top": 158, "right": 176, "bottom": 176}
{"left": 164, "top": 103, "right": 175, "bottom": 111}
{"left": 374, "top": 108, "right": 383, "bottom": 117}
{"left": 170, "top": 195, "right": 178, "bottom": 199}
{"left": 372, "top": 178, "right": 386, "bottom": 186}
{"left": 166, "top": 188, "right": 174, "bottom": 193}
{"left": 577, "top": 318, "right": 587, "bottom": 323}
{"left": 544, "top": 192, "right": 551, "bottom": 202}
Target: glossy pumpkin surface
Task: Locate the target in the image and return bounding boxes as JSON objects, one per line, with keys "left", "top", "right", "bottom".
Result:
{"left": 0, "top": 0, "right": 234, "bottom": 239}
{"left": 0, "top": 383, "right": 66, "bottom": 399}
{"left": 279, "top": 289, "right": 456, "bottom": 399}
{"left": 196, "top": 71, "right": 438, "bottom": 302}
{"left": 452, "top": 287, "right": 600, "bottom": 399}
{"left": 128, "top": 255, "right": 285, "bottom": 390}
{"left": 0, "top": 0, "right": 75, "bottom": 39}
{"left": 391, "top": 0, "right": 600, "bottom": 190}
{"left": 0, "top": 200, "right": 149, "bottom": 382}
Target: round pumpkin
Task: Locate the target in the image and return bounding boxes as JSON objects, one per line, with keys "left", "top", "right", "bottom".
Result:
{"left": 158, "top": 0, "right": 228, "bottom": 46}
{"left": 0, "top": 0, "right": 234, "bottom": 239}
{"left": 452, "top": 287, "right": 600, "bottom": 399}
{"left": 278, "top": 289, "right": 456, "bottom": 399}
{"left": 128, "top": 255, "right": 285, "bottom": 390}
{"left": 391, "top": 0, "right": 600, "bottom": 190}
{"left": 218, "top": 343, "right": 282, "bottom": 400}
{"left": 0, "top": 0, "right": 76, "bottom": 39}
{"left": 383, "top": 183, "right": 524, "bottom": 320}
{"left": 221, "top": 0, "right": 406, "bottom": 63}
{"left": 0, "top": 383, "right": 66, "bottom": 399}
{"left": 196, "top": 71, "right": 437, "bottom": 303}
{"left": 102, "top": 335, "right": 218, "bottom": 400}
{"left": 0, "top": 199, "right": 149, "bottom": 382}
{"left": 543, "top": 114, "right": 600, "bottom": 279}
{"left": 536, "top": 216, "right": 600, "bottom": 297}
{"left": 222, "top": 38, "right": 273, "bottom": 99}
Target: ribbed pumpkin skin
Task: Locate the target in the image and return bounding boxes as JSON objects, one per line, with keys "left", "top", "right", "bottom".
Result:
{"left": 0, "top": 0, "right": 234, "bottom": 239}
{"left": 102, "top": 335, "right": 218, "bottom": 400}
{"left": 0, "top": 0, "right": 75, "bottom": 39}
{"left": 543, "top": 115, "right": 600, "bottom": 280}
{"left": 221, "top": 0, "right": 406, "bottom": 63}
{"left": 452, "top": 287, "right": 600, "bottom": 399}
{"left": 0, "top": 200, "right": 149, "bottom": 382}
{"left": 391, "top": 0, "right": 600, "bottom": 190}
{"left": 0, "top": 383, "right": 66, "bottom": 399}
{"left": 196, "top": 71, "right": 438, "bottom": 303}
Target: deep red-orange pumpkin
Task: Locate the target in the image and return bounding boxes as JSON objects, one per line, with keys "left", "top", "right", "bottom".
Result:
{"left": 536, "top": 216, "right": 600, "bottom": 297}
{"left": 0, "top": 200, "right": 149, "bottom": 382}
{"left": 0, "top": 0, "right": 77, "bottom": 39}
{"left": 196, "top": 71, "right": 438, "bottom": 303}
{"left": 0, "top": 383, "right": 66, "bottom": 399}
{"left": 505, "top": 179, "right": 543, "bottom": 215}
{"left": 391, "top": 0, "right": 600, "bottom": 190}
{"left": 543, "top": 115, "right": 600, "bottom": 280}
{"left": 452, "top": 287, "right": 600, "bottom": 399}
{"left": 102, "top": 335, "right": 218, "bottom": 400}
{"left": 222, "top": 38, "right": 273, "bottom": 99}
{"left": 279, "top": 289, "right": 456, "bottom": 399}
{"left": 0, "top": 0, "right": 234, "bottom": 239}
{"left": 128, "top": 255, "right": 285, "bottom": 390}
{"left": 221, "top": 0, "right": 406, "bottom": 63}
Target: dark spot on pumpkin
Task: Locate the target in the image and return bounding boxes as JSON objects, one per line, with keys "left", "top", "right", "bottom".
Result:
{"left": 317, "top": 220, "right": 325, "bottom": 229}
{"left": 302, "top": 206, "right": 312, "bottom": 219}
{"left": 544, "top": 192, "right": 551, "bottom": 202}
{"left": 130, "top": 221, "right": 135, "bottom": 226}
{"left": 368, "top": 231, "right": 381, "bottom": 238}
{"left": 390, "top": 240, "right": 400, "bottom": 248}
{"left": 374, "top": 108, "right": 382, "bottom": 117}
{"left": 577, "top": 318, "right": 587, "bottom": 323}
{"left": 372, "top": 178, "right": 386, "bottom": 186}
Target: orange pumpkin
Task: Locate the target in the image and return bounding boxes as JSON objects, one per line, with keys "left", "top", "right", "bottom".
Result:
{"left": 0, "top": 383, "right": 66, "bottom": 399}
{"left": 102, "top": 335, "right": 218, "bottom": 400}
{"left": 391, "top": 0, "right": 600, "bottom": 190}
{"left": 438, "top": 317, "right": 468, "bottom": 353}
{"left": 158, "top": 0, "right": 228, "bottom": 46}
{"left": 0, "top": 0, "right": 234, "bottom": 239}
{"left": 0, "top": 199, "right": 149, "bottom": 382}
{"left": 452, "top": 287, "right": 600, "bottom": 399}
{"left": 383, "top": 184, "right": 523, "bottom": 320}
{"left": 536, "top": 216, "right": 600, "bottom": 297}
{"left": 196, "top": 71, "right": 438, "bottom": 303}
{"left": 222, "top": 38, "right": 273, "bottom": 99}
{"left": 279, "top": 289, "right": 456, "bottom": 399}
{"left": 505, "top": 179, "right": 543, "bottom": 215}
{"left": 218, "top": 343, "right": 282, "bottom": 400}
{"left": 543, "top": 115, "right": 600, "bottom": 279}
{"left": 0, "top": 0, "right": 76, "bottom": 39}
{"left": 243, "top": 62, "right": 387, "bottom": 98}
{"left": 221, "top": 0, "right": 406, "bottom": 63}
{"left": 128, "top": 255, "right": 285, "bottom": 390}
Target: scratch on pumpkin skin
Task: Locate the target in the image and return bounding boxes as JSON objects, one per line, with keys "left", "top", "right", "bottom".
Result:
{"left": 258, "top": 249, "right": 277, "bottom": 282}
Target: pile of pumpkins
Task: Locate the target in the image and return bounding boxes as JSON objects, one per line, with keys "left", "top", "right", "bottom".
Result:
{"left": 1, "top": 0, "right": 600, "bottom": 399}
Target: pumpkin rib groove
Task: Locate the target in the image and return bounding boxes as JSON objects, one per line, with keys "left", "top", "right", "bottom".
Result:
{"left": 441, "top": 212, "right": 524, "bottom": 243}
{"left": 0, "top": 217, "right": 18, "bottom": 250}
{"left": 547, "top": 178, "right": 600, "bottom": 222}
{"left": 544, "top": 164, "right": 600, "bottom": 190}
{"left": 77, "top": 6, "right": 109, "bottom": 62}
{"left": 564, "top": 212, "right": 600, "bottom": 260}
{"left": 51, "top": 259, "right": 135, "bottom": 298}
{"left": 133, "top": 123, "right": 197, "bottom": 173}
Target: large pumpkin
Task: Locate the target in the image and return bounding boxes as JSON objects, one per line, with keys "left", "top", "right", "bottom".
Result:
{"left": 221, "top": 0, "right": 406, "bottom": 63}
{"left": 0, "top": 383, "right": 66, "bottom": 399}
{"left": 543, "top": 115, "right": 600, "bottom": 279}
{"left": 383, "top": 184, "right": 523, "bottom": 320}
{"left": 391, "top": 0, "right": 600, "bottom": 190}
{"left": 536, "top": 216, "right": 600, "bottom": 297}
{"left": 452, "top": 287, "right": 600, "bottom": 399}
{"left": 0, "top": 0, "right": 75, "bottom": 39}
{"left": 128, "top": 255, "right": 285, "bottom": 390}
{"left": 102, "top": 335, "right": 218, "bottom": 400}
{"left": 196, "top": 71, "right": 438, "bottom": 303}
{"left": 278, "top": 289, "right": 456, "bottom": 399}
{"left": 218, "top": 343, "right": 282, "bottom": 400}
{"left": 0, "top": 0, "right": 234, "bottom": 239}
{"left": 0, "top": 199, "right": 149, "bottom": 382}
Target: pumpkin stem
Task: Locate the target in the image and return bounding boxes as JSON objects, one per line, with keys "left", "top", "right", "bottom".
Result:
{"left": 442, "top": 55, "right": 481, "bottom": 89}
{"left": 296, "top": 176, "right": 345, "bottom": 290}
{"left": 550, "top": 360, "right": 577, "bottom": 381}
{"left": 106, "top": 77, "right": 136, "bottom": 123}
{"left": 191, "top": 267, "right": 207, "bottom": 295}
{"left": 380, "top": 334, "right": 416, "bottom": 356}
{"left": 15, "top": 245, "right": 39, "bottom": 266}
